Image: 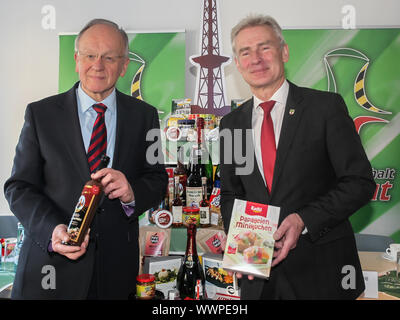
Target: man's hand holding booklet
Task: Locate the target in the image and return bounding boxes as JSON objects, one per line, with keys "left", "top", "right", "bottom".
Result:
{"left": 222, "top": 199, "right": 280, "bottom": 279}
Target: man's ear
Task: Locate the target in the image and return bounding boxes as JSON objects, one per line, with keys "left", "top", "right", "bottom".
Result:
{"left": 74, "top": 52, "right": 79, "bottom": 73}
{"left": 282, "top": 44, "right": 289, "bottom": 63}
{"left": 119, "top": 57, "right": 130, "bottom": 77}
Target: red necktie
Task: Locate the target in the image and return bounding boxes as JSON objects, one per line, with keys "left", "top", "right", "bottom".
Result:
{"left": 87, "top": 103, "right": 107, "bottom": 173}
{"left": 260, "top": 101, "right": 276, "bottom": 193}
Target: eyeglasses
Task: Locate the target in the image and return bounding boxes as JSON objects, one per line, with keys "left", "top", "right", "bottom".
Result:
{"left": 77, "top": 51, "right": 125, "bottom": 64}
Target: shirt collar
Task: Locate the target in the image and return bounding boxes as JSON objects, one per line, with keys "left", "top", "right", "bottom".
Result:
{"left": 253, "top": 79, "right": 289, "bottom": 110}
{"left": 77, "top": 82, "right": 117, "bottom": 114}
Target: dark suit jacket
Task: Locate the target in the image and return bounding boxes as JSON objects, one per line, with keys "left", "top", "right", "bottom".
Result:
{"left": 219, "top": 81, "right": 375, "bottom": 299}
{"left": 4, "top": 82, "right": 168, "bottom": 299}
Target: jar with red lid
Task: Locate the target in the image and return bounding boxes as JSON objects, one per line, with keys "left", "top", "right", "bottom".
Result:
{"left": 136, "top": 274, "right": 156, "bottom": 300}
{"left": 182, "top": 206, "right": 200, "bottom": 227}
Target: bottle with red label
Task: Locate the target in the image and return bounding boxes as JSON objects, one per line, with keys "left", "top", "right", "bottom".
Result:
{"left": 66, "top": 155, "right": 110, "bottom": 246}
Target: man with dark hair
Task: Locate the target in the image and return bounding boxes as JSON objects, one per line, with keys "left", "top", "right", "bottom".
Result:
{"left": 219, "top": 14, "right": 375, "bottom": 299}
{"left": 4, "top": 19, "right": 168, "bottom": 299}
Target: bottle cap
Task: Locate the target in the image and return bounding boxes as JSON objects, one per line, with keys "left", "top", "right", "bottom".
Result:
{"left": 99, "top": 155, "right": 110, "bottom": 170}
{"left": 183, "top": 206, "right": 200, "bottom": 213}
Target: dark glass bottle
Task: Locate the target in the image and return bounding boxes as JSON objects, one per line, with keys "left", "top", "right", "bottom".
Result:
{"left": 196, "top": 117, "right": 213, "bottom": 198}
{"left": 172, "top": 176, "right": 183, "bottom": 227}
{"left": 66, "top": 155, "right": 110, "bottom": 246}
{"left": 186, "top": 155, "right": 202, "bottom": 208}
{"left": 174, "top": 146, "right": 187, "bottom": 205}
{"left": 177, "top": 223, "right": 206, "bottom": 299}
{"left": 186, "top": 120, "right": 204, "bottom": 208}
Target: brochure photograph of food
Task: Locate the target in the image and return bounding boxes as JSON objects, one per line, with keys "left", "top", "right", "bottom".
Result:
{"left": 222, "top": 199, "right": 280, "bottom": 279}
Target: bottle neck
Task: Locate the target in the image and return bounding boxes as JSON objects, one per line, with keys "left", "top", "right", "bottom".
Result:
{"left": 202, "top": 180, "right": 207, "bottom": 201}
{"left": 174, "top": 177, "right": 180, "bottom": 200}
{"left": 177, "top": 153, "right": 185, "bottom": 171}
{"left": 197, "top": 124, "right": 203, "bottom": 145}
{"left": 98, "top": 155, "right": 110, "bottom": 171}
{"left": 196, "top": 118, "right": 205, "bottom": 156}
{"left": 190, "top": 159, "right": 201, "bottom": 176}
{"left": 177, "top": 161, "right": 185, "bottom": 172}
{"left": 92, "top": 155, "right": 111, "bottom": 182}
{"left": 176, "top": 147, "right": 186, "bottom": 170}
{"left": 185, "top": 225, "right": 198, "bottom": 257}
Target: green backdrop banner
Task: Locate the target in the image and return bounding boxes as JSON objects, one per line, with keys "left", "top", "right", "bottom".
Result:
{"left": 282, "top": 28, "right": 400, "bottom": 242}
{"left": 59, "top": 31, "right": 185, "bottom": 224}
{"left": 59, "top": 29, "right": 400, "bottom": 241}
{"left": 59, "top": 31, "right": 186, "bottom": 120}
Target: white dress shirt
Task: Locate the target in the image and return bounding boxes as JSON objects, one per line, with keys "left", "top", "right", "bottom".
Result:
{"left": 251, "top": 80, "right": 307, "bottom": 234}
{"left": 252, "top": 80, "right": 289, "bottom": 186}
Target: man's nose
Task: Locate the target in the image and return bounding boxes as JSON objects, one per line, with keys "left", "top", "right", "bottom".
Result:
{"left": 250, "top": 51, "right": 262, "bottom": 64}
{"left": 92, "top": 56, "right": 105, "bottom": 69}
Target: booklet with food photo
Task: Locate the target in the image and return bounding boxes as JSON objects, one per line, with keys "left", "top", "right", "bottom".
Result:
{"left": 222, "top": 199, "right": 280, "bottom": 279}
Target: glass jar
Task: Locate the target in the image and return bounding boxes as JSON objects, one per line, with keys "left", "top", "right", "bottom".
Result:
{"left": 136, "top": 274, "right": 156, "bottom": 300}
{"left": 182, "top": 206, "right": 200, "bottom": 227}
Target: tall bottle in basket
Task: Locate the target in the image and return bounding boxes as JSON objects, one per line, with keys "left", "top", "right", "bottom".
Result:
{"left": 177, "top": 223, "right": 206, "bottom": 299}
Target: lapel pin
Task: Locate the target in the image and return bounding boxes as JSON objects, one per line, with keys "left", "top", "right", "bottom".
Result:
{"left": 289, "top": 108, "right": 295, "bottom": 115}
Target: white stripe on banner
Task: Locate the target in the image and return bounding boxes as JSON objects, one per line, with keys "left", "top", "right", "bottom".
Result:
{"left": 360, "top": 201, "right": 400, "bottom": 237}
{"left": 291, "top": 30, "right": 358, "bottom": 88}
{"left": 364, "top": 112, "right": 400, "bottom": 160}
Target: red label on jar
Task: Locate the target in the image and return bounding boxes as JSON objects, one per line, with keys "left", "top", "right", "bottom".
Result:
{"left": 155, "top": 210, "right": 172, "bottom": 228}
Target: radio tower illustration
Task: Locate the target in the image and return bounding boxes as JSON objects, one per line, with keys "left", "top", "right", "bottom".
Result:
{"left": 190, "top": 0, "right": 231, "bottom": 116}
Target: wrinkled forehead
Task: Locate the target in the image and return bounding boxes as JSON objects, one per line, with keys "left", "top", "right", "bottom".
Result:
{"left": 234, "top": 25, "right": 280, "bottom": 51}
{"left": 77, "top": 24, "right": 126, "bottom": 53}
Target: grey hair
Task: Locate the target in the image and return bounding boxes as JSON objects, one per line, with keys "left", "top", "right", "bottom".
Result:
{"left": 74, "top": 18, "right": 129, "bottom": 57}
{"left": 231, "top": 14, "right": 286, "bottom": 56}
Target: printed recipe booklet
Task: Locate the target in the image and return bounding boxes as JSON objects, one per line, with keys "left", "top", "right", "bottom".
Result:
{"left": 222, "top": 199, "right": 280, "bottom": 279}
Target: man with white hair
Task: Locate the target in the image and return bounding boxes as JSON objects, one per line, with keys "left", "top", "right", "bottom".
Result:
{"left": 219, "top": 15, "right": 375, "bottom": 299}
{"left": 5, "top": 19, "right": 167, "bottom": 299}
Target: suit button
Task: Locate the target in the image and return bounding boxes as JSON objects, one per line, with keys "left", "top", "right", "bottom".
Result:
{"left": 319, "top": 227, "right": 329, "bottom": 237}
{"left": 97, "top": 207, "right": 105, "bottom": 214}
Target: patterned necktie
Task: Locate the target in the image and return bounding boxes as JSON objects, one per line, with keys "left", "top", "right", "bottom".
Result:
{"left": 260, "top": 100, "right": 276, "bottom": 193}
{"left": 87, "top": 103, "right": 107, "bottom": 173}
